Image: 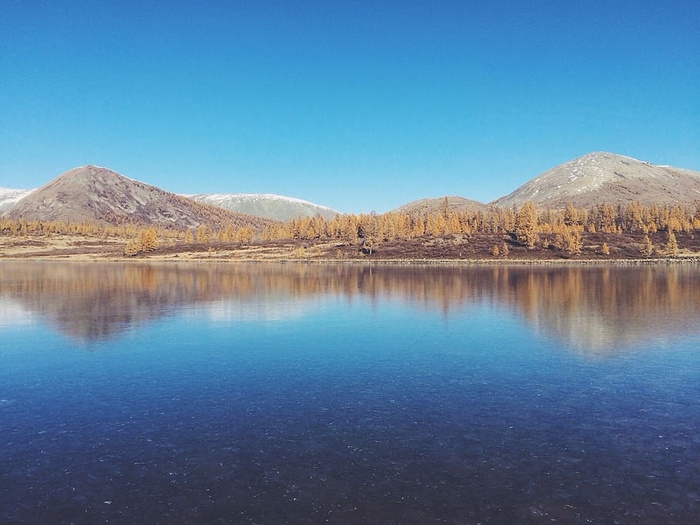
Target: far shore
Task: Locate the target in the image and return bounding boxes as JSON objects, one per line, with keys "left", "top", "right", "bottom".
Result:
{"left": 2, "top": 249, "right": 699, "bottom": 267}
{"left": 2, "top": 233, "right": 700, "bottom": 266}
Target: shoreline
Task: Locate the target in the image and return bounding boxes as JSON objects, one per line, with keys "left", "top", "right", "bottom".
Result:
{"left": 2, "top": 253, "right": 699, "bottom": 266}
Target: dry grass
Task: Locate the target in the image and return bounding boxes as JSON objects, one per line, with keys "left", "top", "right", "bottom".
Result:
{"left": 2, "top": 230, "right": 700, "bottom": 263}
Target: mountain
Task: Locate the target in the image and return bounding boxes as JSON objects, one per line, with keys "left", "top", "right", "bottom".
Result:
{"left": 392, "top": 196, "right": 489, "bottom": 215}
{"left": 4, "top": 165, "right": 273, "bottom": 230}
{"left": 187, "top": 193, "right": 340, "bottom": 221}
{"left": 0, "top": 187, "right": 34, "bottom": 213}
{"left": 492, "top": 152, "right": 700, "bottom": 209}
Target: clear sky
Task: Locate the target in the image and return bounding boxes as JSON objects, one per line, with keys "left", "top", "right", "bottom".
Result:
{"left": 1, "top": 1, "right": 698, "bottom": 213}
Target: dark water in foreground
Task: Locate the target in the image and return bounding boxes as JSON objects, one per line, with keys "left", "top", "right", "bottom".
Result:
{"left": 1, "top": 261, "right": 700, "bottom": 524}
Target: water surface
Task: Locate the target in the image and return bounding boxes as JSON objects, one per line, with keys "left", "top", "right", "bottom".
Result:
{"left": 1, "top": 262, "right": 699, "bottom": 523}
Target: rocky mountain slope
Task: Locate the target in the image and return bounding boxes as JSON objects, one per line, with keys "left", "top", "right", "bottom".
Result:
{"left": 187, "top": 193, "right": 339, "bottom": 221}
{"left": 0, "top": 187, "right": 34, "bottom": 213}
{"left": 492, "top": 152, "right": 700, "bottom": 209}
{"left": 392, "top": 196, "right": 489, "bottom": 215}
{"left": 4, "top": 165, "right": 273, "bottom": 230}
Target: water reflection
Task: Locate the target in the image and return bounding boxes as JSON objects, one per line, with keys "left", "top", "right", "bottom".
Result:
{"left": 1, "top": 261, "right": 699, "bottom": 352}
{"left": 2, "top": 261, "right": 700, "bottom": 524}
{"left": 493, "top": 266, "right": 700, "bottom": 353}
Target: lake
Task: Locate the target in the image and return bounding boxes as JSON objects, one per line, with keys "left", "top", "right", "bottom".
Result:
{"left": 1, "top": 261, "right": 699, "bottom": 524}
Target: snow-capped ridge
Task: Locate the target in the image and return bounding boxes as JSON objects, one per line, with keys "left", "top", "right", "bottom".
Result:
{"left": 188, "top": 193, "right": 340, "bottom": 222}
{"left": 193, "top": 192, "right": 335, "bottom": 211}
{"left": 0, "top": 187, "right": 35, "bottom": 212}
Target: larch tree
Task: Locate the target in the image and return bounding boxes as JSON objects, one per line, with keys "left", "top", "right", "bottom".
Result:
{"left": 640, "top": 234, "right": 654, "bottom": 257}
{"left": 139, "top": 228, "right": 158, "bottom": 252}
{"left": 515, "top": 202, "right": 539, "bottom": 249}
{"left": 664, "top": 229, "right": 679, "bottom": 257}
{"left": 563, "top": 203, "right": 579, "bottom": 227}
{"left": 555, "top": 225, "right": 582, "bottom": 256}
{"left": 500, "top": 241, "right": 509, "bottom": 257}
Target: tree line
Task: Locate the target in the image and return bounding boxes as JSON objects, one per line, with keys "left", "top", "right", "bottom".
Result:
{"left": 261, "top": 200, "right": 699, "bottom": 256}
{"left": 2, "top": 199, "right": 699, "bottom": 256}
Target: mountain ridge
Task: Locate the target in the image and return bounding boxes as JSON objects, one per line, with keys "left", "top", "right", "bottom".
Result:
{"left": 491, "top": 151, "right": 700, "bottom": 209}
{"left": 3, "top": 165, "right": 273, "bottom": 230}
{"left": 187, "top": 193, "right": 340, "bottom": 222}
{"left": 2, "top": 152, "right": 699, "bottom": 227}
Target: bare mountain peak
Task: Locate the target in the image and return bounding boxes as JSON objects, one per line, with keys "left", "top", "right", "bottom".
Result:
{"left": 492, "top": 152, "right": 700, "bottom": 209}
{"left": 392, "top": 195, "right": 488, "bottom": 215}
{"left": 59, "top": 164, "right": 119, "bottom": 179}
{"left": 53, "top": 165, "right": 143, "bottom": 188}
{"left": 5, "top": 165, "right": 273, "bottom": 230}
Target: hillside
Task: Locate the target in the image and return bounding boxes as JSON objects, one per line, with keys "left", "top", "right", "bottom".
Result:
{"left": 392, "top": 196, "right": 489, "bottom": 215}
{"left": 4, "top": 165, "right": 273, "bottom": 230}
{"left": 492, "top": 152, "right": 700, "bottom": 209}
{"left": 187, "top": 193, "right": 339, "bottom": 221}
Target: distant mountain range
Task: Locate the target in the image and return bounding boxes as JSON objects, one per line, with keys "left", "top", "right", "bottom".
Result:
{"left": 2, "top": 152, "right": 699, "bottom": 228}
{"left": 187, "top": 193, "right": 339, "bottom": 222}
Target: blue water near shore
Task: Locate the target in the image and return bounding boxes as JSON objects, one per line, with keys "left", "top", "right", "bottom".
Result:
{"left": 1, "top": 262, "right": 699, "bottom": 523}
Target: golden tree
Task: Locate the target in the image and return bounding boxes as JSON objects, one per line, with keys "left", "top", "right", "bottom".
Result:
{"left": 623, "top": 202, "right": 644, "bottom": 232}
{"left": 563, "top": 203, "right": 579, "bottom": 227}
{"left": 139, "top": 228, "right": 158, "bottom": 252}
{"left": 515, "top": 202, "right": 538, "bottom": 248}
{"left": 664, "top": 229, "right": 679, "bottom": 257}
{"left": 123, "top": 238, "right": 140, "bottom": 256}
{"left": 196, "top": 225, "right": 211, "bottom": 243}
{"left": 555, "top": 226, "right": 582, "bottom": 256}
{"left": 234, "top": 225, "right": 254, "bottom": 244}
{"left": 500, "top": 241, "right": 509, "bottom": 257}
{"left": 594, "top": 203, "right": 617, "bottom": 233}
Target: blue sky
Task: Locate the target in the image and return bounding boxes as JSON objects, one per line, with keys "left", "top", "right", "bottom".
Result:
{"left": 1, "top": 1, "right": 698, "bottom": 213}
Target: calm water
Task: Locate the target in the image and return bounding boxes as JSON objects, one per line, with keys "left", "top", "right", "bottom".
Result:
{"left": 1, "top": 261, "right": 700, "bottom": 524}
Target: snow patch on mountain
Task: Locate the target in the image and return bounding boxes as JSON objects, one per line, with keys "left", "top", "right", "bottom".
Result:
{"left": 186, "top": 193, "right": 340, "bottom": 222}
{"left": 0, "top": 187, "right": 34, "bottom": 213}
{"left": 194, "top": 193, "right": 333, "bottom": 210}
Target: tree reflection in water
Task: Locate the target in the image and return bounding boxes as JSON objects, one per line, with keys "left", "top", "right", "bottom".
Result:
{"left": 1, "top": 261, "right": 698, "bottom": 352}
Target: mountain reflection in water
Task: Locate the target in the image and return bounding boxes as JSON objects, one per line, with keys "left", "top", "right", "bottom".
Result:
{"left": 1, "top": 261, "right": 699, "bottom": 353}
{"left": 2, "top": 260, "right": 700, "bottom": 524}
